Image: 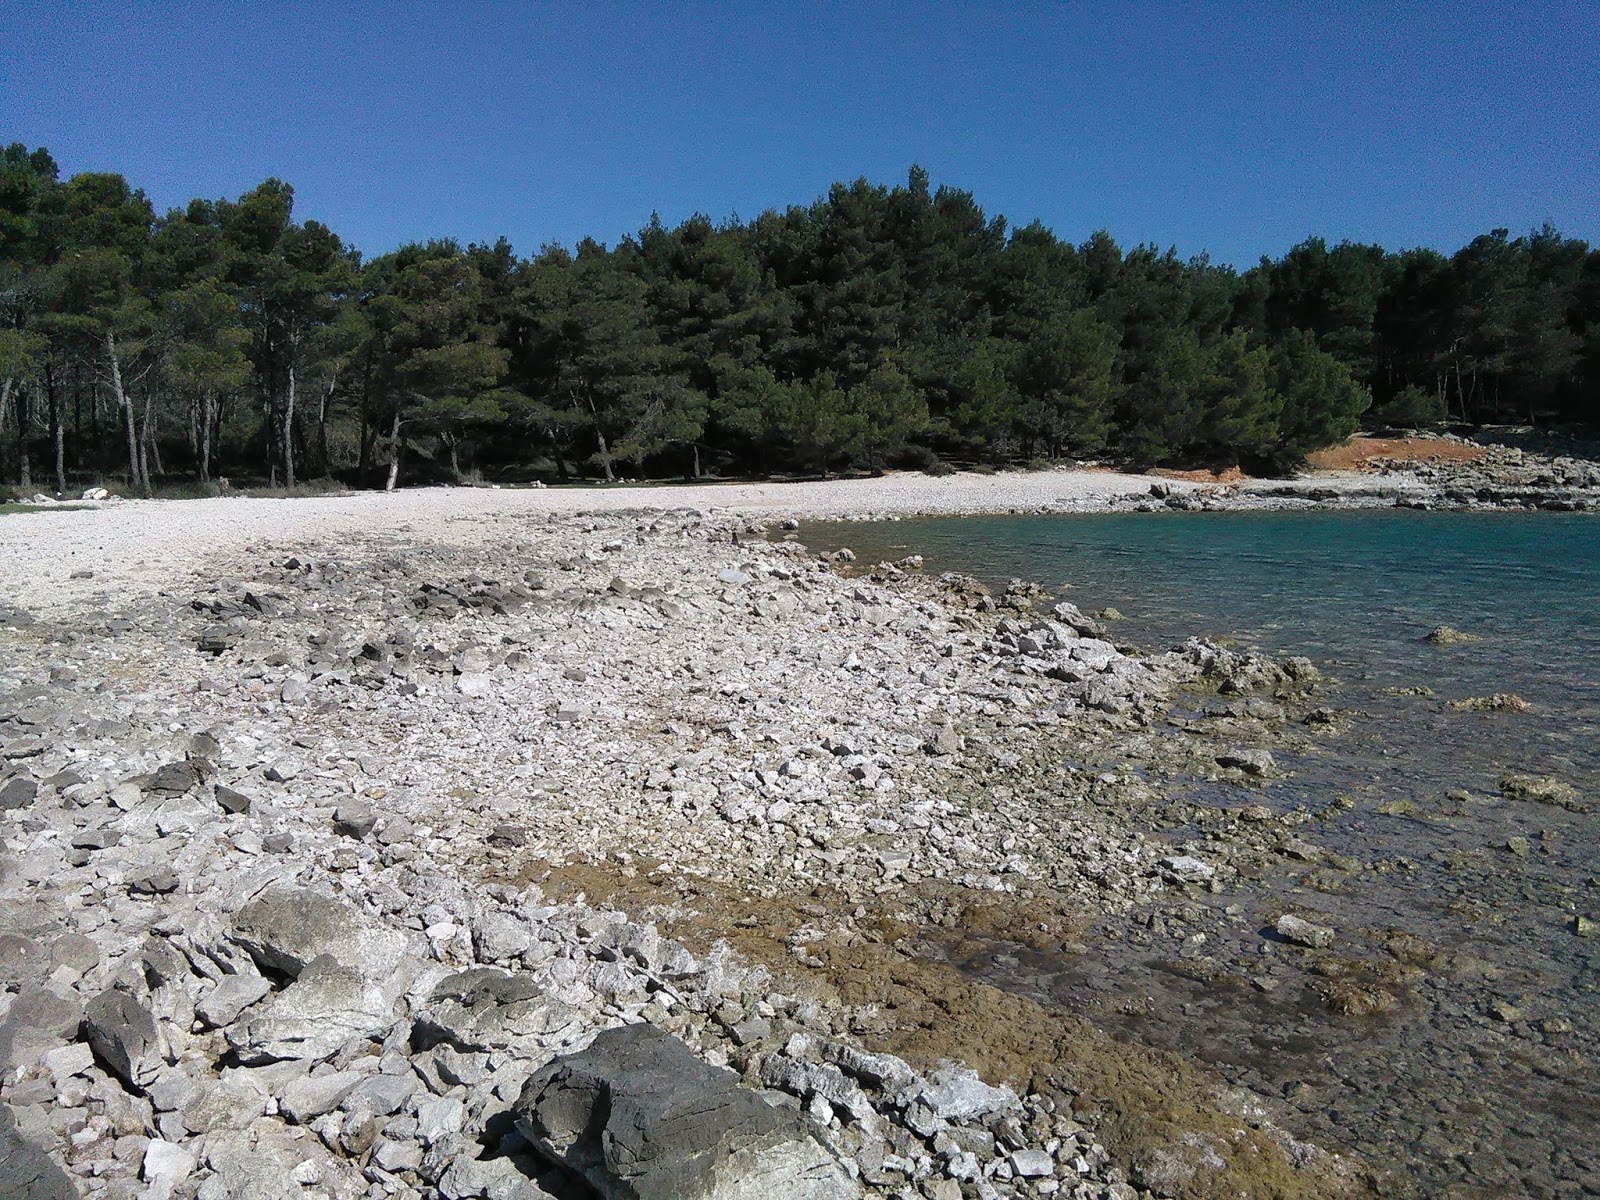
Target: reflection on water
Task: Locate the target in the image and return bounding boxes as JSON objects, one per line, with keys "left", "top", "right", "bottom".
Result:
{"left": 807, "top": 511, "right": 1600, "bottom": 1197}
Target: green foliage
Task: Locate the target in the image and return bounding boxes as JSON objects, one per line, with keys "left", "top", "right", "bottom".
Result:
{"left": 2, "top": 146, "right": 1597, "bottom": 492}
{"left": 1268, "top": 329, "right": 1370, "bottom": 455}
{"left": 1369, "top": 383, "right": 1444, "bottom": 428}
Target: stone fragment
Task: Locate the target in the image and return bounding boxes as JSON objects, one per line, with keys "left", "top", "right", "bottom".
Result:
{"left": 1010, "top": 1148, "right": 1054, "bottom": 1178}
{"left": 127, "top": 864, "right": 180, "bottom": 895}
{"left": 214, "top": 783, "right": 252, "bottom": 814}
{"left": 515, "top": 1023, "right": 857, "bottom": 1200}
{"left": 818, "top": 1041, "right": 917, "bottom": 1094}
{"left": 227, "top": 955, "right": 405, "bottom": 1063}
{"left": 280, "top": 1069, "right": 366, "bottom": 1123}
{"left": 230, "top": 886, "right": 413, "bottom": 980}
{"left": 1216, "top": 748, "right": 1275, "bottom": 776}
{"left": 1425, "top": 624, "right": 1481, "bottom": 646}
{"left": 1160, "top": 855, "right": 1215, "bottom": 885}
{"left": 0, "top": 775, "right": 39, "bottom": 810}
{"left": 0, "top": 986, "right": 84, "bottom": 1070}
{"left": 146, "top": 762, "right": 202, "bottom": 797}
{"left": 332, "top": 802, "right": 377, "bottom": 839}
{"left": 1275, "top": 914, "right": 1336, "bottom": 949}
{"left": 344, "top": 1072, "right": 416, "bottom": 1117}
{"left": 142, "top": 1138, "right": 197, "bottom": 1200}
{"left": 84, "top": 986, "right": 164, "bottom": 1089}
{"left": 413, "top": 967, "right": 577, "bottom": 1052}
{"left": 0, "top": 1108, "right": 77, "bottom": 1200}
{"left": 913, "top": 1066, "right": 1018, "bottom": 1121}
{"left": 195, "top": 973, "right": 272, "bottom": 1029}
{"left": 0, "top": 933, "right": 45, "bottom": 984}
{"left": 470, "top": 910, "right": 534, "bottom": 963}
{"left": 1499, "top": 774, "right": 1587, "bottom": 811}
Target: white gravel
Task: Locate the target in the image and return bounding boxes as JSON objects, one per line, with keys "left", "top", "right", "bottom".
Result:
{"left": 0, "top": 469, "right": 1161, "bottom": 615}
{"left": 0, "top": 465, "right": 1411, "bottom": 617}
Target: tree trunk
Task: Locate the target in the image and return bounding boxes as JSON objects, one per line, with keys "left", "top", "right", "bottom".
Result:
{"left": 283, "top": 357, "right": 297, "bottom": 490}
{"left": 585, "top": 394, "right": 614, "bottom": 481}
{"left": 357, "top": 351, "right": 374, "bottom": 486}
{"left": 199, "top": 391, "right": 214, "bottom": 483}
{"left": 385, "top": 409, "right": 402, "bottom": 492}
{"left": 444, "top": 433, "right": 463, "bottom": 483}
{"left": 317, "top": 377, "right": 334, "bottom": 479}
{"left": 11, "top": 379, "right": 28, "bottom": 489}
{"left": 45, "top": 360, "right": 64, "bottom": 495}
{"left": 140, "top": 387, "right": 163, "bottom": 479}
{"left": 691, "top": 443, "right": 701, "bottom": 480}
{"left": 106, "top": 332, "right": 146, "bottom": 496}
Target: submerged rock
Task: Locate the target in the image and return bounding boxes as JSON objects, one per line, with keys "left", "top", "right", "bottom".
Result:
{"left": 1425, "top": 625, "right": 1482, "bottom": 646}
{"left": 1448, "top": 693, "right": 1531, "bottom": 712}
{"left": 1499, "top": 774, "right": 1588, "bottom": 812}
{"left": 1275, "top": 914, "right": 1335, "bottom": 949}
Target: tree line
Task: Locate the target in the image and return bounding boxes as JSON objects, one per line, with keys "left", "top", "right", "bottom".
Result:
{"left": 2, "top": 145, "right": 1596, "bottom": 494}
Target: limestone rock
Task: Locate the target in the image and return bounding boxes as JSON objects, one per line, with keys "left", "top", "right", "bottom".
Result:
{"left": 413, "top": 967, "right": 577, "bottom": 1053}
{"left": 514, "top": 1023, "right": 858, "bottom": 1200}
{"left": 84, "top": 985, "right": 165, "bottom": 1089}
{"left": 913, "top": 1065, "right": 1018, "bottom": 1121}
{"left": 230, "top": 886, "right": 413, "bottom": 980}
{"left": 0, "top": 1108, "right": 76, "bottom": 1200}
{"left": 1275, "top": 914, "right": 1335, "bottom": 949}
{"left": 227, "top": 954, "right": 408, "bottom": 1063}
{"left": 195, "top": 973, "right": 272, "bottom": 1029}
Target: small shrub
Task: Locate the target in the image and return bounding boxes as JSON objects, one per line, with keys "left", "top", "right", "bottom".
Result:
{"left": 1369, "top": 384, "right": 1445, "bottom": 429}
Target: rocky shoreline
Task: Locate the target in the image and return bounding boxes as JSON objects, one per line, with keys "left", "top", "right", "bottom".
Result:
{"left": 0, "top": 500, "right": 1392, "bottom": 1200}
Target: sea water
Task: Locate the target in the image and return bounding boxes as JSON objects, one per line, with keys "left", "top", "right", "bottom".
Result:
{"left": 807, "top": 511, "right": 1600, "bottom": 1196}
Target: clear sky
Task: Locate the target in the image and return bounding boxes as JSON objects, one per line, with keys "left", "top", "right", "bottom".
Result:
{"left": 3, "top": 1, "right": 1596, "bottom": 267}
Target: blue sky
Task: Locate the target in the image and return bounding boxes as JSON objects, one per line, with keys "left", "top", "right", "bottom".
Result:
{"left": 3, "top": 1, "right": 1596, "bottom": 266}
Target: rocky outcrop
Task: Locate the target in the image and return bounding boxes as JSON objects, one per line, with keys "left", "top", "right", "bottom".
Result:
{"left": 0, "top": 506, "right": 1341, "bottom": 1199}
{"left": 516, "top": 1023, "right": 858, "bottom": 1200}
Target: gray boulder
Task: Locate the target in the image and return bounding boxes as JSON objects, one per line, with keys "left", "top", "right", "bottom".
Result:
{"left": 84, "top": 985, "right": 165, "bottom": 1089}
{"left": 0, "top": 1108, "right": 76, "bottom": 1200}
{"left": 413, "top": 967, "right": 577, "bottom": 1053}
{"left": 226, "top": 954, "right": 407, "bottom": 1063}
{"left": 229, "top": 886, "right": 412, "bottom": 981}
{"left": 514, "top": 1023, "right": 858, "bottom": 1200}
{"left": 0, "top": 985, "right": 84, "bottom": 1071}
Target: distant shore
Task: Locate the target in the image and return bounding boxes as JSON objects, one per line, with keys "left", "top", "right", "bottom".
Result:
{"left": 5, "top": 428, "right": 1599, "bottom": 619}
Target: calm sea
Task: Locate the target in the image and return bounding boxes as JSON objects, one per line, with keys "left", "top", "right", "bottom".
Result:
{"left": 806, "top": 511, "right": 1600, "bottom": 1197}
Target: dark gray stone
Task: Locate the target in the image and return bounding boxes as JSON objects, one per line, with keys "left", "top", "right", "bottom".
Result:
{"left": 128, "top": 865, "right": 179, "bottom": 895}
{"left": 0, "top": 1107, "right": 77, "bottom": 1200}
{"left": 0, "top": 776, "right": 39, "bottom": 810}
{"left": 83, "top": 985, "right": 163, "bottom": 1089}
{"left": 514, "top": 1023, "right": 857, "bottom": 1200}
{"left": 146, "top": 762, "right": 201, "bottom": 797}
{"left": 0, "top": 986, "right": 84, "bottom": 1071}
{"left": 0, "top": 934, "right": 46, "bottom": 986}
{"left": 332, "top": 802, "right": 376, "bottom": 839}
{"left": 214, "top": 784, "right": 252, "bottom": 815}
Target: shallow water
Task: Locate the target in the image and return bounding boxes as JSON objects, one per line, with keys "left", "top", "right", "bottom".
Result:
{"left": 807, "top": 511, "right": 1600, "bottom": 1198}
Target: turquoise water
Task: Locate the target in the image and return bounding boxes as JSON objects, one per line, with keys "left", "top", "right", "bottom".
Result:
{"left": 807, "top": 511, "right": 1600, "bottom": 1197}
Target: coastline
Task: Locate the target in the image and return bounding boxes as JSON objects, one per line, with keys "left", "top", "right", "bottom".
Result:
{"left": 4, "top": 438, "right": 1597, "bottom": 620}
{"left": 1, "top": 452, "right": 1595, "bottom": 1197}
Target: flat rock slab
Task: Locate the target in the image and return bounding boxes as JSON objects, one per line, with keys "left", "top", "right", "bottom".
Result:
{"left": 515, "top": 1023, "right": 858, "bottom": 1200}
